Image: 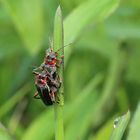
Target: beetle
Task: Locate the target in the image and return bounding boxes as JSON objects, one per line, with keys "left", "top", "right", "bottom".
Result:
{"left": 33, "top": 71, "right": 54, "bottom": 105}
{"left": 33, "top": 70, "right": 61, "bottom": 106}
{"left": 34, "top": 41, "right": 71, "bottom": 76}
{"left": 39, "top": 47, "right": 64, "bottom": 79}
{"left": 32, "top": 41, "right": 70, "bottom": 106}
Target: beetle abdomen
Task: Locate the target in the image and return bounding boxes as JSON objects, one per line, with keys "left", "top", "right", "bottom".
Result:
{"left": 36, "top": 85, "right": 53, "bottom": 105}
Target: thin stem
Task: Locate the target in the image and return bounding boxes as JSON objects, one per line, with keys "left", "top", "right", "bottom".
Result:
{"left": 53, "top": 6, "right": 64, "bottom": 140}
{"left": 54, "top": 105, "right": 64, "bottom": 140}
{"left": 92, "top": 45, "right": 128, "bottom": 126}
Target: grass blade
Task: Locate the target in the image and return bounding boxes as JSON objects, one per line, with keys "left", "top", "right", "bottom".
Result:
{"left": 64, "top": 0, "right": 120, "bottom": 62}
{"left": 53, "top": 6, "right": 64, "bottom": 140}
{"left": 110, "top": 111, "right": 130, "bottom": 140}
{"left": 1, "top": 0, "right": 44, "bottom": 55}
{"left": 64, "top": 0, "right": 119, "bottom": 45}
{"left": 0, "top": 83, "right": 30, "bottom": 119}
{"left": 0, "top": 123, "right": 13, "bottom": 140}
{"left": 127, "top": 102, "right": 140, "bottom": 140}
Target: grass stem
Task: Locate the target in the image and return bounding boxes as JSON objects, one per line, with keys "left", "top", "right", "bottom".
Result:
{"left": 53, "top": 6, "right": 64, "bottom": 140}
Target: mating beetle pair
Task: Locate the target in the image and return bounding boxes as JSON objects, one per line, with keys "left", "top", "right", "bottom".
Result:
{"left": 32, "top": 47, "right": 63, "bottom": 106}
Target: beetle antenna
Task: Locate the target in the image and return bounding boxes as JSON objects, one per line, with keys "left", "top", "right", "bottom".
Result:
{"left": 56, "top": 42, "right": 72, "bottom": 52}
{"left": 49, "top": 37, "right": 53, "bottom": 51}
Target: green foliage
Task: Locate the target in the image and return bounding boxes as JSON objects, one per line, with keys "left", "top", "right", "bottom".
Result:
{"left": 0, "top": 84, "right": 30, "bottom": 118}
{"left": 53, "top": 6, "right": 64, "bottom": 140}
{"left": 94, "top": 118, "right": 114, "bottom": 140}
{"left": 1, "top": 0, "right": 44, "bottom": 55}
{"left": 64, "top": 0, "right": 119, "bottom": 62}
{"left": 0, "top": 123, "right": 13, "bottom": 140}
{"left": 0, "top": 0, "right": 140, "bottom": 140}
{"left": 127, "top": 102, "right": 140, "bottom": 140}
{"left": 64, "top": 0, "right": 119, "bottom": 45}
{"left": 110, "top": 111, "right": 130, "bottom": 140}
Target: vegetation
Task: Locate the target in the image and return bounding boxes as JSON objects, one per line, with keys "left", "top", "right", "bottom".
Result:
{"left": 0, "top": 0, "right": 140, "bottom": 140}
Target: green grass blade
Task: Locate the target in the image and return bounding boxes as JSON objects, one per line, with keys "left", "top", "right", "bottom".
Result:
{"left": 64, "top": 0, "right": 120, "bottom": 62}
{"left": 1, "top": 0, "right": 44, "bottom": 55}
{"left": 64, "top": 0, "right": 119, "bottom": 45}
{"left": 0, "top": 123, "right": 13, "bottom": 140}
{"left": 127, "top": 102, "right": 140, "bottom": 140}
{"left": 65, "top": 91, "right": 98, "bottom": 140}
{"left": 21, "top": 110, "right": 54, "bottom": 140}
{"left": 64, "top": 73, "right": 103, "bottom": 121}
{"left": 54, "top": 6, "right": 63, "bottom": 52}
{"left": 92, "top": 47, "right": 128, "bottom": 126}
{"left": 53, "top": 6, "right": 64, "bottom": 140}
{"left": 63, "top": 74, "right": 103, "bottom": 140}
{"left": 110, "top": 111, "right": 130, "bottom": 140}
{"left": 0, "top": 83, "right": 30, "bottom": 119}
{"left": 94, "top": 118, "right": 114, "bottom": 140}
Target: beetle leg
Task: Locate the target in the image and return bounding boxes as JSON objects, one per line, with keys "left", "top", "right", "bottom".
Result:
{"left": 61, "top": 55, "right": 64, "bottom": 59}
{"left": 50, "top": 78, "right": 60, "bottom": 88}
{"left": 49, "top": 92, "right": 55, "bottom": 103}
{"left": 45, "top": 84, "right": 50, "bottom": 92}
{"left": 32, "top": 63, "right": 44, "bottom": 73}
{"left": 56, "top": 56, "right": 64, "bottom": 68}
{"left": 32, "top": 71, "right": 38, "bottom": 75}
{"left": 56, "top": 94, "right": 60, "bottom": 103}
{"left": 39, "top": 62, "right": 45, "bottom": 70}
{"left": 60, "top": 55, "right": 64, "bottom": 64}
{"left": 57, "top": 75, "right": 62, "bottom": 87}
{"left": 56, "top": 64, "right": 60, "bottom": 68}
{"left": 34, "top": 92, "right": 40, "bottom": 99}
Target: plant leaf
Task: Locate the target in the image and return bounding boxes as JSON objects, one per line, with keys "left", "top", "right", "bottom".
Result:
{"left": 0, "top": 84, "right": 30, "bottom": 119}
{"left": 1, "top": 0, "right": 44, "bottom": 55}
{"left": 53, "top": 6, "right": 64, "bottom": 140}
{"left": 127, "top": 102, "right": 140, "bottom": 140}
{"left": 90, "top": 118, "right": 114, "bottom": 140}
{"left": 64, "top": 0, "right": 119, "bottom": 45}
{"left": 0, "top": 123, "right": 13, "bottom": 140}
{"left": 64, "top": 0, "right": 120, "bottom": 62}
{"left": 110, "top": 111, "right": 130, "bottom": 140}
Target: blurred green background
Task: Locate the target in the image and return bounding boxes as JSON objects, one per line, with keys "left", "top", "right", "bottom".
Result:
{"left": 0, "top": 0, "right": 140, "bottom": 140}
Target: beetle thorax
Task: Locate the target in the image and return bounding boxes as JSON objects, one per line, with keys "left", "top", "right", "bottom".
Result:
{"left": 36, "top": 74, "right": 47, "bottom": 86}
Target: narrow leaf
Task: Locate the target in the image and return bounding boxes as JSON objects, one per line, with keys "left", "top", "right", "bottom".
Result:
{"left": 94, "top": 118, "right": 114, "bottom": 140}
{"left": 53, "top": 6, "right": 64, "bottom": 140}
{"left": 0, "top": 123, "right": 13, "bottom": 140}
{"left": 1, "top": 0, "right": 44, "bottom": 55}
{"left": 64, "top": 0, "right": 120, "bottom": 62}
{"left": 127, "top": 102, "right": 140, "bottom": 140}
{"left": 0, "top": 84, "right": 30, "bottom": 119}
{"left": 64, "top": 0, "right": 119, "bottom": 45}
{"left": 110, "top": 111, "right": 130, "bottom": 140}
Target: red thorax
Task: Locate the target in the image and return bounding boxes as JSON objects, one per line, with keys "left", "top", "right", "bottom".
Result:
{"left": 45, "top": 58, "right": 57, "bottom": 66}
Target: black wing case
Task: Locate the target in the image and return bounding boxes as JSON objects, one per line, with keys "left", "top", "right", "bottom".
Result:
{"left": 36, "top": 85, "right": 53, "bottom": 106}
